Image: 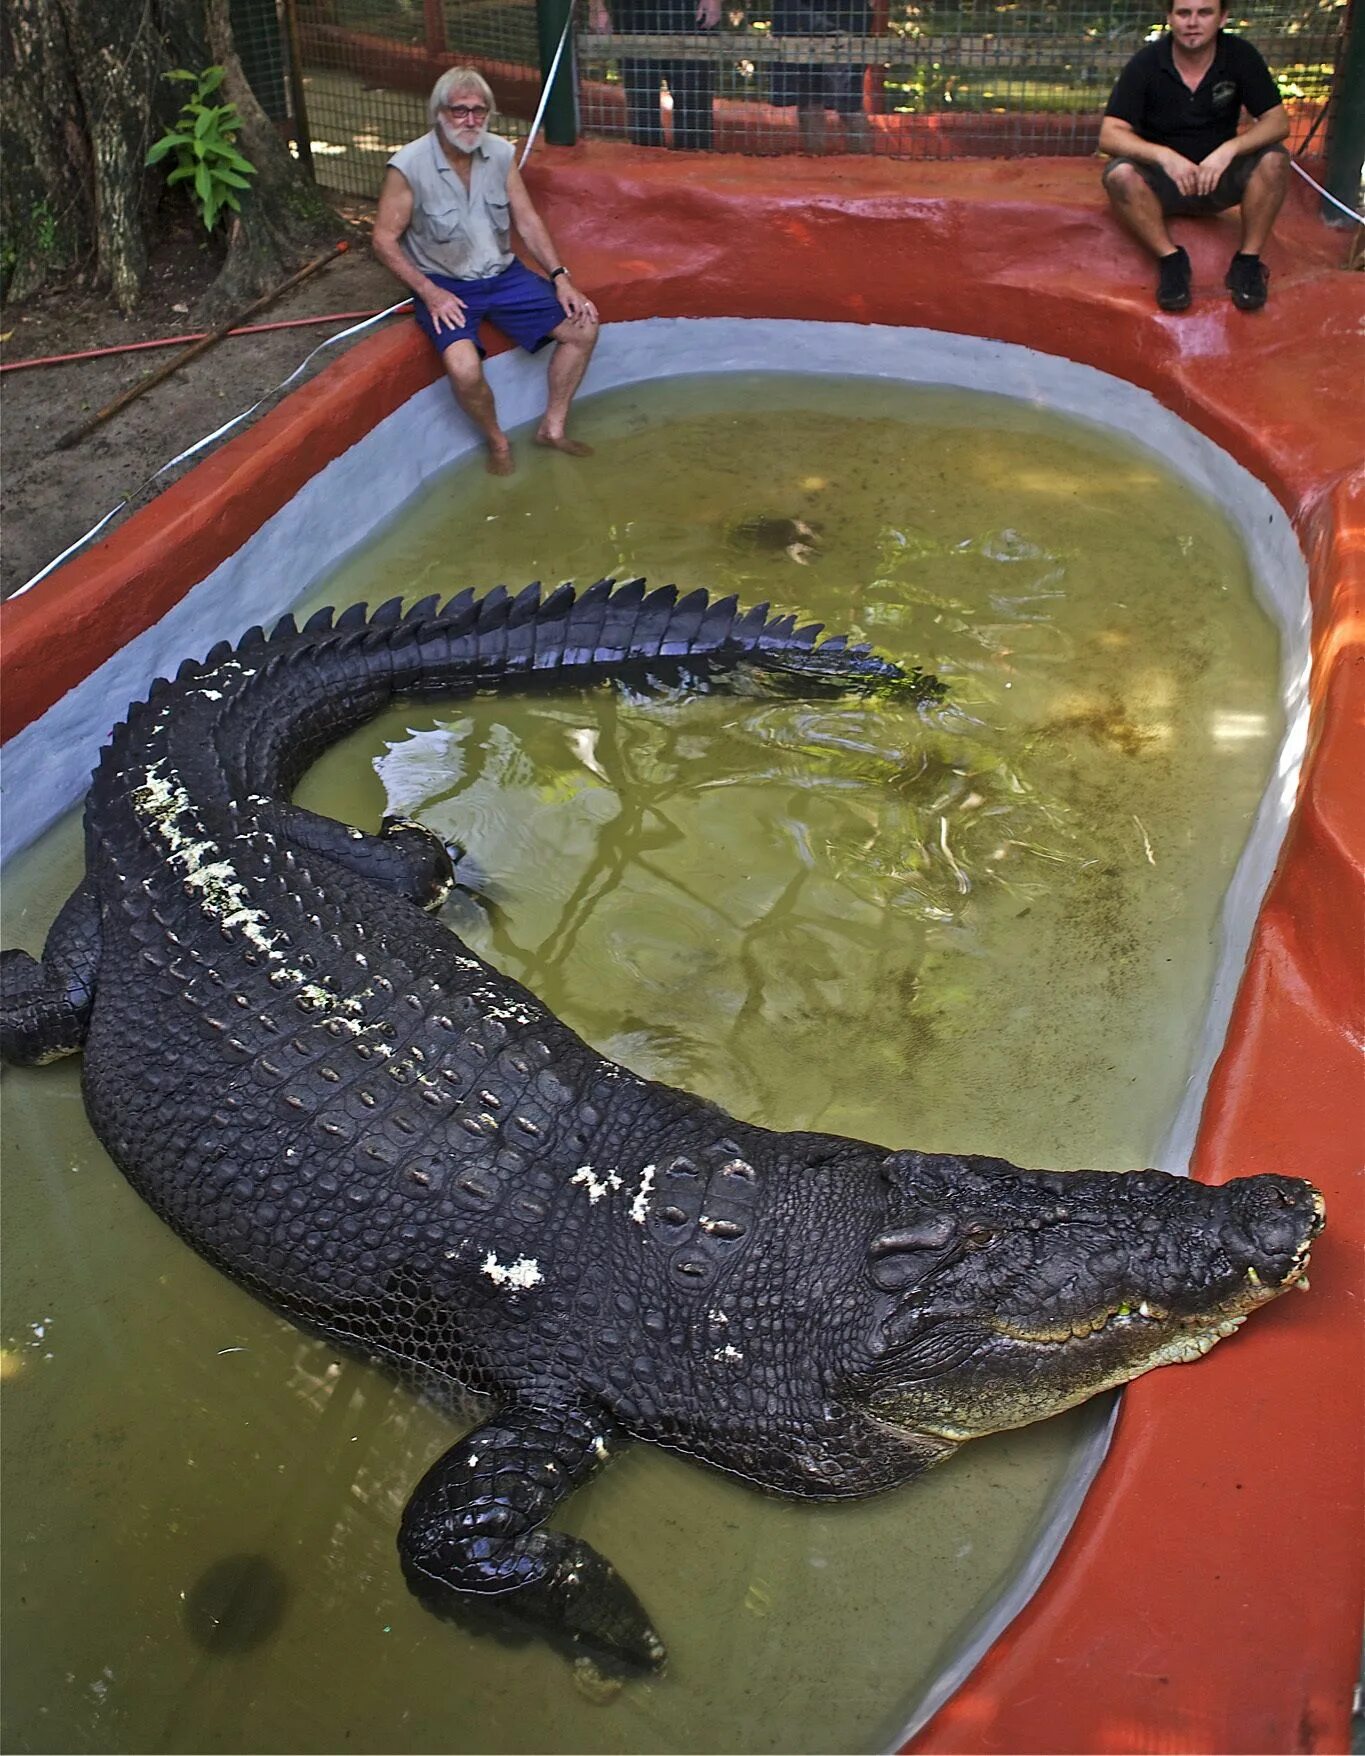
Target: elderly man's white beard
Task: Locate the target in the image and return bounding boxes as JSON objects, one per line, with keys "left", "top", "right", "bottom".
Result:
{"left": 438, "top": 117, "right": 488, "bottom": 154}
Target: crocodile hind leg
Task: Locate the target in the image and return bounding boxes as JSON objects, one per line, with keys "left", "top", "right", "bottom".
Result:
{"left": 0, "top": 879, "right": 101, "bottom": 1065}
{"left": 255, "top": 802, "right": 464, "bottom": 911}
{"left": 399, "top": 1400, "right": 666, "bottom": 1674}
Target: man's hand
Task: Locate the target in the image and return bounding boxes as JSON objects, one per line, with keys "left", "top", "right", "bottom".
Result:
{"left": 696, "top": 0, "right": 722, "bottom": 25}
{"left": 421, "top": 283, "right": 469, "bottom": 332}
{"left": 1194, "top": 139, "right": 1238, "bottom": 196}
{"left": 1159, "top": 149, "right": 1203, "bottom": 196}
{"left": 554, "top": 276, "right": 599, "bottom": 326}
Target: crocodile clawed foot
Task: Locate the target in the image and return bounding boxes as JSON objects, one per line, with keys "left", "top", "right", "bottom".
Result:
{"left": 571, "top": 1655, "right": 629, "bottom": 1704}
{"left": 398, "top": 1404, "right": 662, "bottom": 1681}
{"left": 541, "top": 1538, "right": 667, "bottom": 1677}
{"left": 445, "top": 847, "right": 495, "bottom": 905}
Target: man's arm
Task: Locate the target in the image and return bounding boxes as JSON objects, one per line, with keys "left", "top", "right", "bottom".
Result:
{"left": 1188, "top": 103, "right": 1289, "bottom": 194}
{"left": 505, "top": 163, "right": 599, "bottom": 326}
{"left": 373, "top": 167, "right": 469, "bottom": 331}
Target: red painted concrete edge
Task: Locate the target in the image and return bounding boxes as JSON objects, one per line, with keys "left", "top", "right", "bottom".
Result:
{"left": 2, "top": 153, "right": 1360, "bottom": 1753}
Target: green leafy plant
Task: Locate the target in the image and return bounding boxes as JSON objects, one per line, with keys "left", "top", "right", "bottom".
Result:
{"left": 146, "top": 67, "right": 256, "bottom": 231}
{"left": 33, "top": 200, "right": 59, "bottom": 256}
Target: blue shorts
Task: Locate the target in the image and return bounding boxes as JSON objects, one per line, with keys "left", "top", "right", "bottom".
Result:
{"left": 413, "top": 259, "right": 564, "bottom": 358}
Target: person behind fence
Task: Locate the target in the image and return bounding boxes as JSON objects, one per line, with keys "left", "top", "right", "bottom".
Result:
{"left": 373, "top": 68, "right": 599, "bottom": 475}
{"left": 1098, "top": 0, "right": 1289, "bottom": 314}
{"left": 768, "top": 0, "right": 873, "bottom": 156}
{"left": 588, "top": 0, "right": 720, "bottom": 152}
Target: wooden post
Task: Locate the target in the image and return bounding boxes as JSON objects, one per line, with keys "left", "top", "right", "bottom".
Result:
{"left": 280, "top": 0, "right": 316, "bottom": 179}
{"left": 423, "top": 0, "right": 448, "bottom": 59}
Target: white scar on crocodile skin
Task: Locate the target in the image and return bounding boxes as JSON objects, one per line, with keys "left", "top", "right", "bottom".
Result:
{"left": 480, "top": 1254, "right": 544, "bottom": 1290}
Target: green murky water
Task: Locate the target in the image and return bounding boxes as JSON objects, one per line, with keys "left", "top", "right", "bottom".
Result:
{"left": 1, "top": 375, "right": 1284, "bottom": 1754}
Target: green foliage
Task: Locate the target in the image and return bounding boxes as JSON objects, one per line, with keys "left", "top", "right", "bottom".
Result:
{"left": 0, "top": 198, "right": 71, "bottom": 301}
{"left": 146, "top": 68, "right": 256, "bottom": 232}
{"left": 32, "top": 201, "right": 59, "bottom": 256}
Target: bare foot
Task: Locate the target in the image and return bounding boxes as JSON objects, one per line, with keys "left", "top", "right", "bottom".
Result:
{"left": 485, "top": 444, "right": 515, "bottom": 476}
{"left": 534, "top": 432, "right": 594, "bottom": 457}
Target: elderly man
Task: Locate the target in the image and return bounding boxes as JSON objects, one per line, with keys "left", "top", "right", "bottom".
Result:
{"left": 1099, "top": 0, "right": 1290, "bottom": 313}
{"left": 374, "top": 69, "right": 599, "bottom": 474}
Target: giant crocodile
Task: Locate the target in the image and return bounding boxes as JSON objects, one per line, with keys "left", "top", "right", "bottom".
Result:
{"left": 0, "top": 581, "right": 1323, "bottom": 1675}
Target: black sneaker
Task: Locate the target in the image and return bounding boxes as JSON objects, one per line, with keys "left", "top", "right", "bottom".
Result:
{"left": 1156, "top": 247, "right": 1192, "bottom": 312}
{"left": 1226, "top": 253, "right": 1269, "bottom": 311}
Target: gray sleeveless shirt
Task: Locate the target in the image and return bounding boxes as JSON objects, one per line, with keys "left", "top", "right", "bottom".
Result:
{"left": 387, "top": 130, "right": 515, "bottom": 282}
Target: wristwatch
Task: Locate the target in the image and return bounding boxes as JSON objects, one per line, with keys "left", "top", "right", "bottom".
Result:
{"left": 549, "top": 266, "right": 570, "bottom": 281}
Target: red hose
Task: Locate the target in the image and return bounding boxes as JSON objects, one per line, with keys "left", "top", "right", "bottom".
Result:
{"left": 0, "top": 305, "right": 411, "bottom": 374}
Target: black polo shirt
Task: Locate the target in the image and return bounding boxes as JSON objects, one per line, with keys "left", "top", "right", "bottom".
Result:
{"left": 1105, "top": 32, "right": 1282, "bottom": 162}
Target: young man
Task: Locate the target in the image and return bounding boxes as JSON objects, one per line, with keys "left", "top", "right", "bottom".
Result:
{"left": 1098, "top": 0, "right": 1290, "bottom": 313}
{"left": 373, "top": 69, "right": 599, "bottom": 475}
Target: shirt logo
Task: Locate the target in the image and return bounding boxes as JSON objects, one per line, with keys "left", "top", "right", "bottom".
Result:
{"left": 1211, "top": 80, "right": 1237, "bottom": 111}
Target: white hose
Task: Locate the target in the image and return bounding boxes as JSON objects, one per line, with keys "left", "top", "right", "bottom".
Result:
{"left": 12, "top": 301, "right": 411, "bottom": 597}
{"left": 1290, "top": 157, "right": 1365, "bottom": 227}
{"left": 520, "top": 3, "right": 577, "bottom": 168}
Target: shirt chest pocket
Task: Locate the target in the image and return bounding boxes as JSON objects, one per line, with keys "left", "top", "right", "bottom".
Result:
{"left": 426, "top": 202, "right": 468, "bottom": 245}
{"left": 484, "top": 196, "right": 511, "bottom": 250}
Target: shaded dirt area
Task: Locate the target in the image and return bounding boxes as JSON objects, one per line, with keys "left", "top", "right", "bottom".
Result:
{"left": 1, "top": 199, "right": 404, "bottom": 599}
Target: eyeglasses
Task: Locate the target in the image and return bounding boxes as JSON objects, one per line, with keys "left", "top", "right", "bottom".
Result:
{"left": 442, "top": 103, "right": 490, "bottom": 121}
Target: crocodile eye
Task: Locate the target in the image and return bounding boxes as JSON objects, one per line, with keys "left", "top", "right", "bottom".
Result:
{"left": 963, "top": 1222, "right": 997, "bottom": 1249}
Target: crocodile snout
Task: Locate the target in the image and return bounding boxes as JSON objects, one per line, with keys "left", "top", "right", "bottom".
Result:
{"left": 1217, "top": 1174, "right": 1324, "bottom": 1286}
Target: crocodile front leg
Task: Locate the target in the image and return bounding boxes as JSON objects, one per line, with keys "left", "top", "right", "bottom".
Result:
{"left": 398, "top": 1400, "right": 666, "bottom": 1674}
{"left": 0, "top": 879, "right": 101, "bottom": 1065}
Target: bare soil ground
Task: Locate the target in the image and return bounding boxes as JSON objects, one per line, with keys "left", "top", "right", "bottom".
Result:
{"left": 1, "top": 199, "right": 400, "bottom": 599}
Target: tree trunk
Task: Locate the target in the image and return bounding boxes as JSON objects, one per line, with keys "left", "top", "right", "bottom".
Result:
{"left": 51, "top": 0, "right": 165, "bottom": 309}
{"left": 1, "top": 0, "right": 95, "bottom": 300}
{"left": 1, "top": 0, "right": 343, "bottom": 316}
{"left": 197, "top": 0, "right": 343, "bottom": 321}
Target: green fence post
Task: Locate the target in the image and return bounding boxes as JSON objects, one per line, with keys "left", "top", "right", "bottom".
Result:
{"left": 1323, "top": 0, "right": 1365, "bottom": 225}
{"left": 534, "top": 0, "right": 579, "bottom": 147}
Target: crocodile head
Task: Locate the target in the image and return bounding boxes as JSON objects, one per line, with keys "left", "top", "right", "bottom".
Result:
{"left": 855, "top": 1150, "right": 1323, "bottom": 1444}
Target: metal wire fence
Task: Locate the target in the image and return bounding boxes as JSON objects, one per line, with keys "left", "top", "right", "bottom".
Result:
{"left": 276, "top": 0, "right": 1344, "bottom": 191}
{"left": 293, "top": 1, "right": 534, "bottom": 195}
{"left": 233, "top": 0, "right": 293, "bottom": 125}
{"left": 579, "top": 0, "right": 1346, "bottom": 155}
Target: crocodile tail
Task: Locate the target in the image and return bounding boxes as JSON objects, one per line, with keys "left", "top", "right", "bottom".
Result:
{"left": 106, "top": 581, "right": 928, "bottom": 794}
{"left": 290, "top": 578, "right": 911, "bottom": 694}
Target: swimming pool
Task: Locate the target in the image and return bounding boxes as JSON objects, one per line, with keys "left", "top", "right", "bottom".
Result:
{"left": 1, "top": 155, "right": 1358, "bottom": 1753}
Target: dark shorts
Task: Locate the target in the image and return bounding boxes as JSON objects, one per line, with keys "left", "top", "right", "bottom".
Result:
{"left": 769, "top": 1, "right": 869, "bottom": 112}
{"left": 412, "top": 259, "right": 563, "bottom": 358}
{"left": 770, "top": 60, "right": 866, "bottom": 113}
{"left": 1102, "top": 143, "right": 1287, "bottom": 218}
